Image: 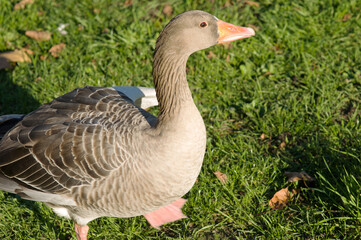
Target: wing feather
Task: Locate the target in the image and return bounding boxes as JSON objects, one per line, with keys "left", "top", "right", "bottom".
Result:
{"left": 0, "top": 86, "right": 156, "bottom": 202}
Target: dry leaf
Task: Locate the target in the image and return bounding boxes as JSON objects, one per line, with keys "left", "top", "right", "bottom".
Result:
{"left": 244, "top": 0, "right": 260, "bottom": 7}
{"left": 224, "top": 0, "right": 232, "bottom": 7}
{"left": 163, "top": 4, "right": 173, "bottom": 16}
{"left": 49, "top": 43, "right": 66, "bottom": 57}
{"left": 14, "top": 0, "right": 34, "bottom": 10}
{"left": 124, "top": 0, "right": 133, "bottom": 6}
{"left": 25, "top": 30, "right": 51, "bottom": 41}
{"left": 93, "top": 8, "right": 101, "bottom": 14}
{"left": 260, "top": 133, "right": 266, "bottom": 140}
{"left": 0, "top": 49, "right": 32, "bottom": 70}
{"left": 269, "top": 187, "right": 293, "bottom": 209}
{"left": 279, "top": 141, "right": 286, "bottom": 150}
{"left": 22, "top": 47, "right": 34, "bottom": 56}
{"left": 207, "top": 51, "right": 216, "bottom": 59}
{"left": 284, "top": 171, "right": 314, "bottom": 182}
{"left": 214, "top": 171, "right": 228, "bottom": 184}
{"left": 342, "top": 13, "right": 351, "bottom": 22}
{"left": 226, "top": 55, "right": 230, "bottom": 62}
{"left": 274, "top": 44, "right": 281, "bottom": 52}
{"left": 0, "top": 49, "right": 32, "bottom": 62}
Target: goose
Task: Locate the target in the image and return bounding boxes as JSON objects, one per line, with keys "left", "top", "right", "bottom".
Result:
{"left": 0, "top": 10, "right": 255, "bottom": 240}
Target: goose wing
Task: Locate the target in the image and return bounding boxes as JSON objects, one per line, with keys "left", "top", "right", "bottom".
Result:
{"left": 0, "top": 86, "right": 156, "bottom": 204}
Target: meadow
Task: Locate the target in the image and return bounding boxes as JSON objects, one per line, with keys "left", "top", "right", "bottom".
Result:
{"left": 1, "top": 0, "right": 361, "bottom": 239}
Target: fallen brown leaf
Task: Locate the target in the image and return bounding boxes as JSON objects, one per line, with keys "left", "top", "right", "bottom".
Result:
{"left": 279, "top": 141, "right": 286, "bottom": 150}
{"left": 124, "top": 0, "right": 133, "bottom": 6}
{"left": 0, "top": 49, "right": 32, "bottom": 70}
{"left": 22, "top": 47, "right": 34, "bottom": 56}
{"left": 214, "top": 171, "right": 228, "bottom": 184}
{"left": 0, "top": 49, "right": 32, "bottom": 62}
{"left": 25, "top": 30, "right": 51, "bottom": 41}
{"left": 207, "top": 51, "right": 217, "bottom": 59}
{"left": 163, "top": 4, "right": 173, "bottom": 16}
{"left": 342, "top": 13, "right": 351, "bottom": 22}
{"left": 49, "top": 43, "right": 66, "bottom": 57}
{"left": 244, "top": 0, "right": 260, "bottom": 7}
{"left": 224, "top": 0, "right": 232, "bottom": 7}
{"left": 260, "top": 133, "right": 266, "bottom": 140}
{"left": 284, "top": 171, "right": 314, "bottom": 182}
{"left": 269, "top": 187, "right": 293, "bottom": 209}
{"left": 14, "top": 0, "right": 34, "bottom": 10}
{"left": 274, "top": 44, "right": 281, "bottom": 52}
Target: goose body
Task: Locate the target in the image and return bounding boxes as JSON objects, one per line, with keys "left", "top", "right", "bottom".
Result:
{"left": 0, "top": 10, "right": 255, "bottom": 239}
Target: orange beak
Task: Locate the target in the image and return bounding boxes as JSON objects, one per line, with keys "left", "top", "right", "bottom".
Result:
{"left": 217, "top": 20, "right": 255, "bottom": 44}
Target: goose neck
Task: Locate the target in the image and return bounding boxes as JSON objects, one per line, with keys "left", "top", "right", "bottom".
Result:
{"left": 153, "top": 50, "right": 192, "bottom": 123}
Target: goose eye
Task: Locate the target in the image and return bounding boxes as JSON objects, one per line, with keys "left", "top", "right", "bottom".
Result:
{"left": 199, "top": 21, "right": 208, "bottom": 28}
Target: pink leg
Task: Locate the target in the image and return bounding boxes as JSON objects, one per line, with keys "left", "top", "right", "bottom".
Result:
{"left": 74, "top": 224, "right": 89, "bottom": 240}
{"left": 143, "top": 198, "right": 187, "bottom": 229}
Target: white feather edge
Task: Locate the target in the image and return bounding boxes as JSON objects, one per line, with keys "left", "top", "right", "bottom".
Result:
{"left": 110, "top": 86, "right": 158, "bottom": 109}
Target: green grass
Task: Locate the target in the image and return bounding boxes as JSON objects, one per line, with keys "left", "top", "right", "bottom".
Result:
{"left": 1, "top": 0, "right": 361, "bottom": 239}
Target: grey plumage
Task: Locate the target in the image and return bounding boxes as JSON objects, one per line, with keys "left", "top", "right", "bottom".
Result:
{"left": 0, "top": 86, "right": 162, "bottom": 223}
{"left": 0, "top": 86, "right": 155, "bottom": 192}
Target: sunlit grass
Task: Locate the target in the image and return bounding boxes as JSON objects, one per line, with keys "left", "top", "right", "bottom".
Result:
{"left": 1, "top": 0, "right": 361, "bottom": 239}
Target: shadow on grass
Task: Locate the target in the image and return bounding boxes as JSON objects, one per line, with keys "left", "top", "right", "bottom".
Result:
{"left": 273, "top": 130, "right": 361, "bottom": 219}
{"left": 0, "top": 70, "right": 40, "bottom": 115}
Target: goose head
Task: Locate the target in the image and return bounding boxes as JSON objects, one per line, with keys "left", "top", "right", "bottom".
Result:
{"left": 155, "top": 10, "right": 255, "bottom": 56}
